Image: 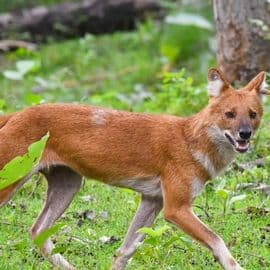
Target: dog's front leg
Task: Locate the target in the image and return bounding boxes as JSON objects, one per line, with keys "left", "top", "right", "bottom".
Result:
{"left": 162, "top": 174, "right": 243, "bottom": 270}
{"left": 111, "top": 195, "right": 163, "bottom": 270}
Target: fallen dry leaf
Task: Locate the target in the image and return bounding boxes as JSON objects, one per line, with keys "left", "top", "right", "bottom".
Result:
{"left": 100, "top": 211, "right": 109, "bottom": 220}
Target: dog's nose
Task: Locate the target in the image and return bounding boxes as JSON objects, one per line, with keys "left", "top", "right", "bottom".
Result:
{"left": 239, "top": 129, "right": 252, "bottom": 140}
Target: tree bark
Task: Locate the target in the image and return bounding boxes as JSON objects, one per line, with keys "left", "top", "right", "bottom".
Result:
{"left": 213, "top": 0, "right": 270, "bottom": 84}
{"left": 0, "top": 0, "right": 162, "bottom": 41}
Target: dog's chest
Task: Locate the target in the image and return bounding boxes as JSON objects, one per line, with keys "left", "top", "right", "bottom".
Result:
{"left": 192, "top": 149, "right": 235, "bottom": 180}
{"left": 191, "top": 177, "right": 205, "bottom": 200}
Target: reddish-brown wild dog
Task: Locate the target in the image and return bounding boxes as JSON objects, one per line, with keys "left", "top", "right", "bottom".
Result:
{"left": 0, "top": 68, "right": 268, "bottom": 270}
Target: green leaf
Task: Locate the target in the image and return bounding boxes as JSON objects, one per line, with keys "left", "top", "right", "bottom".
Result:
{"left": 229, "top": 194, "right": 246, "bottom": 206}
{"left": 0, "top": 99, "right": 6, "bottom": 109}
{"left": 165, "top": 13, "right": 212, "bottom": 30}
{"left": 215, "top": 189, "right": 229, "bottom": 199}
{"left": 28, "top": 133, "right": 49, "bottom": 158}
{"left": 137, "top": 227, "right": 157, "bottom": 237}
{"left": 33, "top": 223, "right": 64, "bottom": 248}
{"left": 25, "top": 93, "right": 43, "bottom": 105}
{"left": 180, "top": 236, "right": 193, "bottom": 246}
{"left": 154, "top": 225, "right": 170, "bottom": 236}
{"left": 138, "top": 225, "right": 170, "bottom": 238}
{"left": 0, "top": 133, "right": 49, "bottom": 190}
{"left": 13, "top": 239, "right": 29, "bottom": 251}
{"left": 3, "top": 70, "right": 23, "bottom": 80}
{"left": 216, "top": 178, "right": 226, "bottom": 190}
{"left": 160, "top": 44, "right": 180, "bottom": 62}
{"left": 16, "top": 60, "right": 36, "bottom": 75}
{"left": 51, "top": 245, "right": 67, "bottom": 255}
{"left": 121, "top": 188, "right": 134, "bottom": 195}
{"left": 144, "top": 237, "right": 158, "bottom": 245}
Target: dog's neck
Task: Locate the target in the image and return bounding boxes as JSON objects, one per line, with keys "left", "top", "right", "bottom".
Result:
{"left": 184, "top": 111, "right": 236, "bottom": 180}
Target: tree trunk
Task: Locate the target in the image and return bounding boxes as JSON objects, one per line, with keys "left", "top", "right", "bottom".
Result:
{"left": 0, "top": 0, "right": 162, "bottom": 42}
{"left": 213, "top": 0, "right": 270, "bottom": 84}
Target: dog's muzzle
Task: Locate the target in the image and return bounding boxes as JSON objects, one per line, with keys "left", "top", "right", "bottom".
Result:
{"left": 225, "top": 132, "right": 250, "bottom": 153}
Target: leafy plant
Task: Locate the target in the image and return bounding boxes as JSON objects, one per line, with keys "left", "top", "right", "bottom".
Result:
{"left": 2, "top": 60, "right": 40, "bottom": 81}
{"left": 138, "top": 225, "right": 170, "bottom": 245}
{"left": 0, "top": 133, "right": 49, "bottom": 190}
{"left": 141, "top": 70, "right": 207, "bottom": 116}
{"left": 33, "top": 223, "right": 65, "bottom": 248}
{"left": 215, "top": 178, "right": 247, "bottom": 216}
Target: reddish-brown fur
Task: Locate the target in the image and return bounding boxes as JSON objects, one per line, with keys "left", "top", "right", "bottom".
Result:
{"left": 0, "top": 69, "right": 268, "bottom": 270}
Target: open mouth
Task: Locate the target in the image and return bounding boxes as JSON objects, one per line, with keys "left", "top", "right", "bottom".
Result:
{"left": 224, "top": 132, "right": 250, "bottom": 153}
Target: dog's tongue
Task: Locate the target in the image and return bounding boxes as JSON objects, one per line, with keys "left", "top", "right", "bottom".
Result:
{"left": 236, "top": 140, "right": 249, "bottom": 152}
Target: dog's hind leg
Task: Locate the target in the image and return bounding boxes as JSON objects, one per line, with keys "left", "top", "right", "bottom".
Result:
{"left": 0, "top": 181, "right": 25, "bottom": 207}
{"left": 30, "top": 166, "right": 82, "bottom": 270}
{"left": 0, "top": 167, "right": 40, "bottom": 207}
{"left": 111, "top": 195, "right": 163, "bottom": 270}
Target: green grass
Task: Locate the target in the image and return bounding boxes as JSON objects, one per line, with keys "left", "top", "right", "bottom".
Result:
{"left": 0, "top": 165, "right": 269, "bottom": 269}
{"left": 0, "top": 20, "right": 269, "bottom": 270}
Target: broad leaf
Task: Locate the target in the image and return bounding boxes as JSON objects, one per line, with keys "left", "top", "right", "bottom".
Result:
{"left": 0, "top": 99, "right": 6, "bottom": 109}
{"left": 165, "top": 13, "right": 212, "bottom": 30}
{"left": 138, "top": 225, "right": 170, "bottom": 237}
{"left": 0, "top": 133, "right": 49, "bottom": 190}
{"left": 16, "top": 60, "right": 36, "bottom": 75}
{"left": 215, "top": 189, "right": 229, "bottom": 199}
{"left": 25, "top": 93, "right": 43, "bottom": 105}
{"left": 137, "top": 227, "right": 157, "bottom": 237}
{"left": 3, "top": 70, "right": 23, "bottom": 81}
{"left": 179, "top": 236, "right": 193, "bottom": 248}
{"left": 33, "top": 223, "right": 64, "bottom": 248}
{"left": 51, "top": 245, "right": 67, "bottom": 255}
{"left": 229, "top": 194, "right": 247, "bottom": 206}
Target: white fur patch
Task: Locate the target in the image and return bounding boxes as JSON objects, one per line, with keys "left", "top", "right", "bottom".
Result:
{"left": 259, "top": 72, "right": 268, "bottom": 92}
{"left": 260, "top": 79, "right": 268, "bottom": 92}
{"left": 207, "top": 125, "right": 236, "bottom": 166}
{"left": 207, "top": 79, "right": 224, "bottom": 97}
{"left": 91, "top": 109, "right": 107, "bottom": 125}
{"left": 212, "top": 238, "right": 242, "bottom": 270}
{"left": 259, "top": 75, "right": 268, "bottom": 100}
{"left": 192, "top": 151, "right": 217, "bottom": 179}
{"left": 112, "top": 177, "right": 162, "bottom": 198}
{"left": 191, "top": 177, "right": 204, "bottom": 199}
{"left": 259, "top": 74, "right": 269, "bottom": 101}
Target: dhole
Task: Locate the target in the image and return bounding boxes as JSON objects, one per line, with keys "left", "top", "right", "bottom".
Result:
{"left": 0, "top": 68, "right": 268, "bottom": 270}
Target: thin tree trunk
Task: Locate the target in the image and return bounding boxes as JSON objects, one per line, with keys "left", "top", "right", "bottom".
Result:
{"left": 213, "top": 0, "right": 270, "bottom": 84}
{"left": 0, "top": 0, "right": 162, "bottom": 42}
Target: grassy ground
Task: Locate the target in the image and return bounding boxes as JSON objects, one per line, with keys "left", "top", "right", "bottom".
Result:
{"left": 0, "top": 21, "right": 269, "bottom": 270}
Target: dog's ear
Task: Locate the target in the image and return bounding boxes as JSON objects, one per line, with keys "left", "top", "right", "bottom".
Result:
{"left": 207, "top": 68, "right": 230, "bottom": 97}
{"left": 244, "top": 71, "right": 270, "bottom": 96}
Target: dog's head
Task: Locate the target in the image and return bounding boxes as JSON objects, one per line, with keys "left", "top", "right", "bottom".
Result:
{"left": 206, "top": 68, "right": 269, "bottom": 154}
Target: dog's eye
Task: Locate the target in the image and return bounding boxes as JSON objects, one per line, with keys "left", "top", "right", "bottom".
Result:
{"left": 225, "top": 111, "right": 235, "bottom": 119}
{"left": 249, "top": 111, "right": 257, "bottom": 119}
